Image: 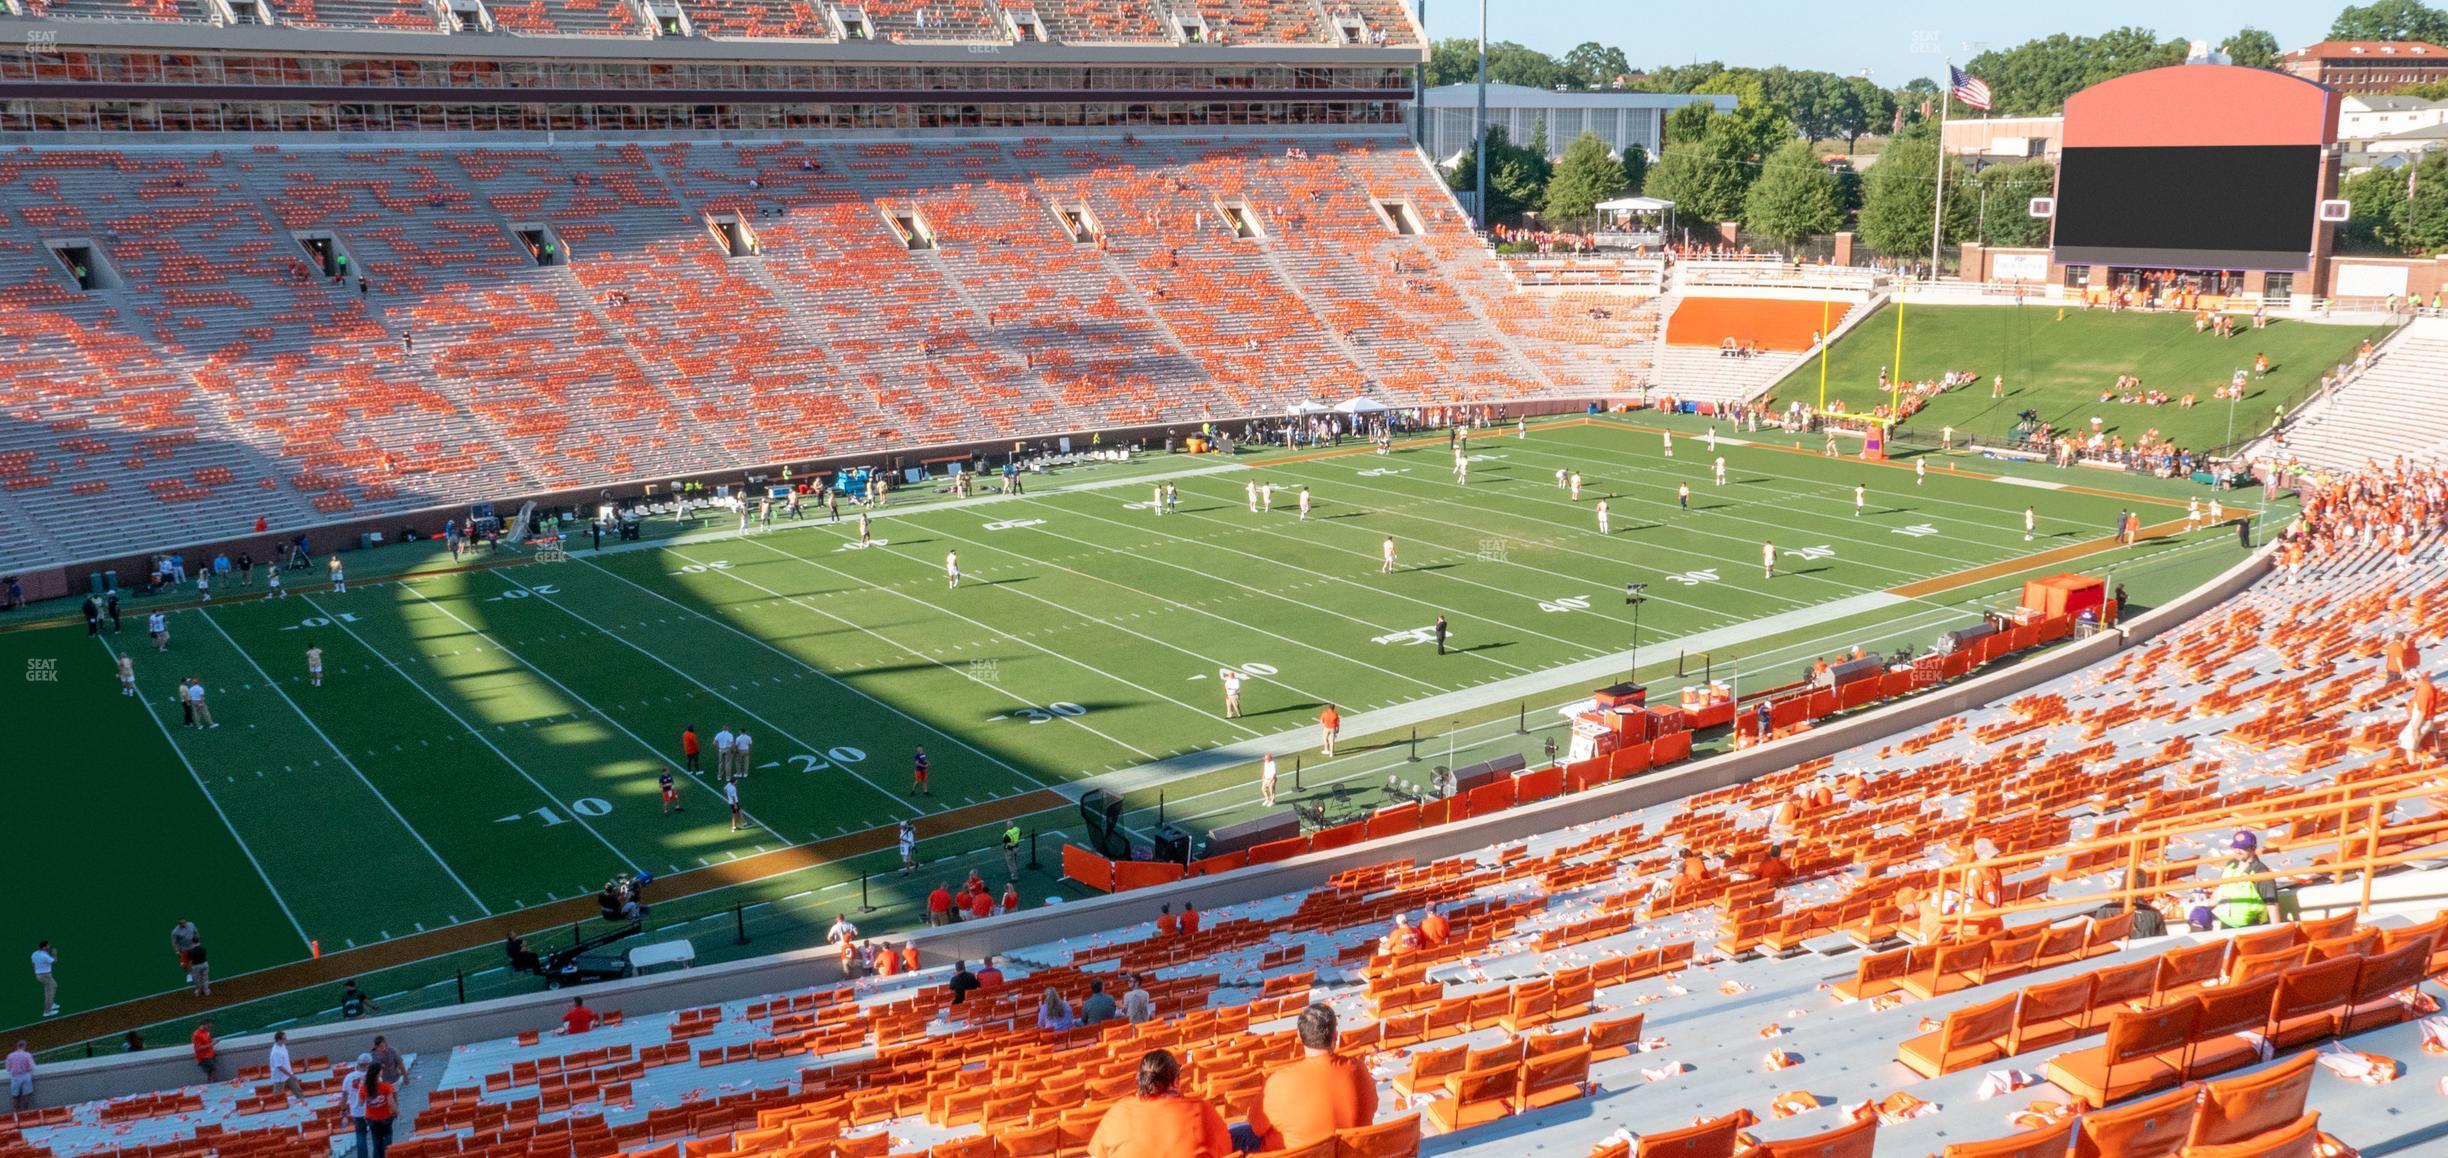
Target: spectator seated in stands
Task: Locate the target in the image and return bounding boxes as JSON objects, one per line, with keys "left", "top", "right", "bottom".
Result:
{"left": 1236, "top": 1003, "right": 1378, "bottom": 1153}
{"left": 1087, "top": 1049, "right": 1231, "bottom": 1158}
{"left": 1037, "top": 987, "right": 1076, "bottom": 1031}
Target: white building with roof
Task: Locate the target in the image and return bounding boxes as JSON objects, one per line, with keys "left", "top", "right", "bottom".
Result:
{"left": 2340, "top": 93, "right": 2448, "bottom": 148}
{"left": 1416, "top": 83, "right": 1733, "bottom": 166}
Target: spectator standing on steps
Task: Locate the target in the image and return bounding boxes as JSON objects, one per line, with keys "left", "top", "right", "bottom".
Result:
{"left": 190, "top": 1020, "right": 217, "bottom": 1082}
{"left": 342, "top": 1055, "right": 371, "bottom": 1158}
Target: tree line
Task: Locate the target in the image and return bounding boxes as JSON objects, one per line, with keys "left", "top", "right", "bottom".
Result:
{"left": 1428, "top": 6, "right": 2447, "bottom": 255}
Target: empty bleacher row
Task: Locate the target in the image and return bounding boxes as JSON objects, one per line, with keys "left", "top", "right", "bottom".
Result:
{"left": 14, "top": 0, "right": 1420, "bottom": 43}
{"left": 10, "top": 516, "right": 2442, "bottom": 1158}
{"left": 1642, "top": 295, "right": 1869, "bottom": 406}
{"left": 0, "top": 133, "right": 1660, "bottom": 573}
{"left": 2256, "top": 317, "right": 2448, "bottom": 475}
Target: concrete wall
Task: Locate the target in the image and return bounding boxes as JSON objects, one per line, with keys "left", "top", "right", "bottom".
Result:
{"left": 16, "top": 535, "right": 2277, "bottom": 1109}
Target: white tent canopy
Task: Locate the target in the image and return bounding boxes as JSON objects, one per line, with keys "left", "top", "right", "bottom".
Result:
{"left": 1594, "top": 196, "right": 1675, "bottom": 212}
{"left": 1285, "top": 400, "right": 1332, "bottom": 414}
{"left": 1332, "top": 397, "right": 1390, "bottom": 414}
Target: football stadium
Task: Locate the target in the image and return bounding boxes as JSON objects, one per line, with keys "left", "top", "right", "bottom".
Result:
{"left": 0, "top": 2, "right": 2443, "bottom": 1156}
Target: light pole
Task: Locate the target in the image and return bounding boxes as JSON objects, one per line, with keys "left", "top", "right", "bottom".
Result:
{"left": 1624, "top": 582, "right": 1649, "bottom": 679}
{"left": 1472, "top": 0, "right": 1487, "bottom": 230}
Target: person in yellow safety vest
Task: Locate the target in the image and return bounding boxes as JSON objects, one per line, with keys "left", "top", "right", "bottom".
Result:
{"left": 2209, "top": 831, "right": 2272, "bottom": 929}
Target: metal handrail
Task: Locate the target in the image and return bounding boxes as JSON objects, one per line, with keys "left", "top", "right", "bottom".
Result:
{"left": 1928, "top": 755, "right": 2448, "bottom": 940}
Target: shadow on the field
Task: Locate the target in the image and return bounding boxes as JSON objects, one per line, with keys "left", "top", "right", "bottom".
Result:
{"left": 1447, "top": 642, "right": 1510, "bottom": 655}
{"left": 1254, "top": 702, "right": 1326, "bottom": 717}
{"left": 1403, "top": 563, "right": 1459, "bottom": 574}
{"left": 971, "top": 576, "right": 1032, "bottom": 587}
{"left": 1783, "top": 566, "right": 1832, "bottom": 576}
{"left": 1321, "top": 512, "right": 1370, "bottom": 520}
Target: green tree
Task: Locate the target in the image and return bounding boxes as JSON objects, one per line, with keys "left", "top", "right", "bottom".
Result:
{"left": 1561, "top": 41, "right": 1631, "bottom": 90}
{"left": 2220, "top": 27, "right": 2282, "bottom": 69}
{"left": 2402, "top": 151, "right": 2448, "bottom": 252}
{"left": 1741, "top": 139, "right": 1845, "bottom": 245}
{"left": 1422, "top": 39, "right": 1569, "bottom": 90}
{"left": 2339, "top": 164, "right": 2412, "bottom": 251}
{"left": 1543, "top": 131, "right": 1629, "bottom": 220}
{"left": 1961, "top": 27, "right": 2189, "bottom": 116}
{"left": 1645, "top": 100, "right": 1792, "bottom": 225}
{"left": 1835, "top": 77, "right": 1895, "bottom": 151}
{"left": 1425, "top": 38, "right": 1478, "bottom": 89}
{"left": 2330, "top": 0, "right": 2448, "bottom": 42}
{"left": 1620, "top": 142, "right": 1650, "bottom": 194}
{"left": 1631, "top": 60, "right": 1729, "bottom": 94}
{"left": 1665, "top": 100, "right": 1715, "bottom": 144}
{"left": 1447, "top": 124, "right": 1551, "bottom": 224}
{"left": 1855, "top": 126, "right": 1977, "bottom": 258}
{"left": 1972, "top": 159, "right": 2056, "bottom": 247}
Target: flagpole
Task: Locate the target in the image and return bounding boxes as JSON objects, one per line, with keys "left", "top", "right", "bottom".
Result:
{"left": 1929, "top": 66, "right": 1953, "bottom": 282}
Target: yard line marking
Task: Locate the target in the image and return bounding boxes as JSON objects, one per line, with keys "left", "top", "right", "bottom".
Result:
{"left": 744, "top": 534, "right": 1264, "bottom": 738}
{"left": 1005, "top": 495, "right": 1557, "bottom": 668}
{"left": 395, "top": 581, "right": 792, "bottom": 845}
{"left": 1533, "top": 424, "right": 2110, "bottom": 545}
{"left": 483, "top": 569, "right": 917, "bottom": 821}
{"left": 1269, "top": 454, "right": 2023, "bottom": 622}
{"left": 698, "top": 539, "right": 1153, "bottom": 759}
{"left": 1258, "top": 459, "right": 1885, "bottom": 603}
{"left": 1159, "top": 479, "right": 1735, "bottom": 630}
{"left": 934, "top": 512, "right": 1447, "bottom": 692}
{"left": 1995, "top": 476, "right": 2068, "bottom": 490}
{"left": 569, "top": 551, "right": 1095, "bottom": 781}
{"left": 191, "top": 608, "right": 492, "bottom": 916}
{"left": 293, "top": 593, "right": 653, "bottom": 873}
{"left": 97, "top": 635, "right": 314, "bottom": 950}
{"left": 867, "top": 522, "right": 1410, "bottom": 698}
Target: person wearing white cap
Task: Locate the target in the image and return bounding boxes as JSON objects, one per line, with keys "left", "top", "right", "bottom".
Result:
{"left": 343, "top": 1054, "right": 374, "bottom": 1158}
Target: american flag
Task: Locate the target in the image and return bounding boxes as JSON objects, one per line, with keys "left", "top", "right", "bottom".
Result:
{"left": 1949, "top": 65, "right": 1993, "bottom": 111}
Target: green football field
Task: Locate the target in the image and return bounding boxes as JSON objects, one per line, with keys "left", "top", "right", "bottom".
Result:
{"left": 0, "top": 416, "right": 2253, "bottom": 1035}
{"left": 1774, "top": 304, "right": 2390, "bottom": 451}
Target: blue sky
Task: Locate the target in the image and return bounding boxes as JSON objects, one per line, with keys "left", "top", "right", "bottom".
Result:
{"left": 1416, "top": 0, "right": 2335, "bottom": 88}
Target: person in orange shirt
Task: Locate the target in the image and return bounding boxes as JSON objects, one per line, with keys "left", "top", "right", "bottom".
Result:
{"left": 2402, "top": 675, "right": 2439, "bottom": 760}
{"left": 1318, "top": 705, "right": 1340, "bottom": 758}
{"left": 1180, "top": 901, "right": 1200, "bottom": 936}
{"left": 901, "top": 944, "right": 922, "bottom": 973}
{"left": 1156, "top": 904, "right": 1178, "bottom": 938}
{"left": 1923, "top": 838, "right": 2003, "bottom": 939}
{"left": 1750, "top": 844, "right": 1794, "bottom": 885}
{"left": 191, "top": 1019, "right": 218, "bottom": 1082}
{"left": 1088, "top": 1050, "right": 1232, "bottom": 1158}
{"left": 1239, "top": 1004, "right": 1378, "bottom": 1152}
{"left": 1415, "top": 908, "right": 1449, "bottom": 949}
